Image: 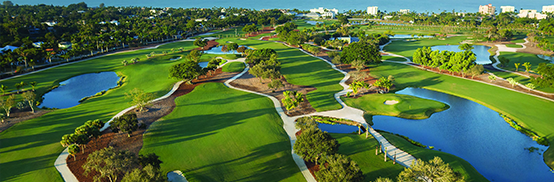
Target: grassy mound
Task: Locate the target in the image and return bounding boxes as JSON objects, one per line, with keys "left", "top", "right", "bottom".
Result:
{"left": 140, "top": 82, "right": 304, "bottom": 182}
{"left": 221, "top": 62, "right": 245, "bottom": 72}
{"left": 343, "top": 94, "right": 449, "bottom": 120}
{"left": 332, "top": 134, "right": 405, "bottom": 181}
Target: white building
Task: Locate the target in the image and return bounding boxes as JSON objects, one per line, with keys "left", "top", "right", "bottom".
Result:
{"left": 399, "top": 9, "right": 410, "bottom": 14}
{"left": 367, "top": 6, "right": 378, "bottom": 15}
{"left": 479, "top": 4, "right": 496, "bottom": 15}
{"left": 519, "top": 9, "right": 547, "bottom": 19}
{"left": 543, "top": 5, "right": 554, "bottom": 13}
{"left": 310, "top": 7, "right": 339, "bottom": 15}
{"left": 321, "top": 11, "right": 335, "bottom": 18}
{"left": 500, "top": 6, "right": 515, "bottom": 13}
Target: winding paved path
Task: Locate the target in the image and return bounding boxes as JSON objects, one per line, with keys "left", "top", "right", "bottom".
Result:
{"left": 56, "top": 39, "right": 418, "bottom": 182}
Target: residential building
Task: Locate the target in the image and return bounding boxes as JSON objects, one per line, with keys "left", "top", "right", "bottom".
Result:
{"left": 519, "top": 9, "right": 547, "bottom": 19}
{"left": 479, "top": 4, "right": 496, "bottom": 15}
{"left": 367, "top": 6, "right": 378, "bottom": 15}
{"left": 399, "top": 9, "right": 410, "bottom": 14}
{"left": 310, "top": 7, "right": 339, "bottom": 15}
{"left": 500, "top": 6, "right": 515, "bottom": 13}
{"left": 0, "top": 45, "right": 18, "bottom": 53}
{"left": 543, "top": 5, "right": 554, "bottom": 13}
{"left": 321, "top": 11, "right": 335, "bottom": 18}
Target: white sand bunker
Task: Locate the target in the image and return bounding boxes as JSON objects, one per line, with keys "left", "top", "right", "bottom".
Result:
{"left": 384, "top": 100, "right": 399, "bottom": 105}
{"left": 170, "top": 56, "right": 182, "bottom": 61}
{"left": 168, "top": 170, "right": 188, "bottom": 182}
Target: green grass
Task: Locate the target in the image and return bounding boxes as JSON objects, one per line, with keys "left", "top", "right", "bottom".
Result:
{"left": 215, "top": 37, "right": 344, "bottom": 111}
{"left": 221, "top": 62, "right": 246, "bottom": 72}
{"left": 487, "top": 69, "right": 554, "bottom": 93}
{"left": 383, "top": 36, "right": 470, "bottom": 60}
{"left": 343, "top": 93, "right": 449, "bottom": 120}
{"left": 382, "top": 56, "right": 408, "bottom": 62}
{"left": 0, "top": 41, "right": 214, "bottom": 182}
{"left": 369, "top": 62, "right": 554, "bottom": 169}
{"left": 499, "top": 52, "right": 551, "bottom": 73}
{"left": 505, "top": 44, "right": 523, "bottom": 48}
{"left": 380, "top": 133, "right": 488, "bottom": 182}
{"left": 140, "top": 82, "right": 304, "bottom": 182}
{"left": 511, "top": 39, "right": 525, "bottom": 43}
{"left": 332, "top": 133, "right": 405, "bottom": 181}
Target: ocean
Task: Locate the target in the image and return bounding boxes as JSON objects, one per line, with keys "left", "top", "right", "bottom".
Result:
{"left": 9, "top": 0, "right": 553, "bottom": 14}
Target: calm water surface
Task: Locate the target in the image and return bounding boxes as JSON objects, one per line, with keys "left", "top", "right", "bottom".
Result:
{"left": 39, "top": 72, "right": 120, "bottom": 109}
{"left": 372, "top": 87, "right": 553, "bottom": 182}
{"left": 318, "top": 123, "right": 362, "bottom": 134}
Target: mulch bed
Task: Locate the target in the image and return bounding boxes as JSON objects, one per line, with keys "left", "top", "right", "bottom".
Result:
{"left": 229, "top": 72, "right": 317, "bottom": 117}
{"left": 66, "top": 68, "right": 237, "bottom": 182}
{"left": 193, "top": 40, "right": 219, "bottom": 51}
{"left": 244, "top": 27, "right": 275, "bottom": 38}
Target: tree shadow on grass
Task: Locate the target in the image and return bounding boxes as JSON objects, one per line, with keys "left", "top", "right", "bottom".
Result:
{"left": 187, "top": 141, "right": 302, "bottom": 182}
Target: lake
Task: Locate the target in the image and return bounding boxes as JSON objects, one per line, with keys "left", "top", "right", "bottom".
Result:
{"left": 372, "top": 87, "right": 554, "bottom": 182}
{"left": 202, "top": 45, "right": 251, "bottom": 55}
{"left": 431, "top": 45, "right": 492, "bottom": 64}
{"left": 39, "top": 72, "right": 120, "bottom": 109}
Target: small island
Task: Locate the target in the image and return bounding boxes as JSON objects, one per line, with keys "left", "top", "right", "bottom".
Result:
{"left": 343, "top": 93, "right": 450, "bottom": 120}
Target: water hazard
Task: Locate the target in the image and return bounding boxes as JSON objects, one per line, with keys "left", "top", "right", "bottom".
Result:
{"left": 372, "top": 87, "right": 553, "bottom": 181}
{"left": 39, "top": 72, "right": 120, "bottom": 109}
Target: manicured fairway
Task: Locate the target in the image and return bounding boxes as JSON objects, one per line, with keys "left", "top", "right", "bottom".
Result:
{"left": 380, "top": 133, "right": 488, "bottom": 182}
{"left": 140, "top": 83, "right": 305, "bottom": 182}
{"left": 487, "top": 69, "right": 554, "bottom": 93}
{"left": 499, "top": 52, "right": 551, "bottom": 73}
{"left": 0, "top": 41, "right": 200, "bottom": 182}
{"left": 343, "top": 93, "right": 450, "bottom": 120}
{"left": 331, "top": 133, "right": 405, "bottom": 181}
{"left": 505, "top": 44, "right": 523, "bottom": 48}
{"left": 382, "top": 56, "right": 407, "bottom": 62}
{"left": 222, "top": 62, "right": 246, "bottom": 72}
{"left": 369, "top": 62, "right": 554, "bottom": 168}
{"left": 216, "top": 37, "right": 344, "bottom": 111}
{"left": 382, "top": 36, "right": 470, "bottom": 60}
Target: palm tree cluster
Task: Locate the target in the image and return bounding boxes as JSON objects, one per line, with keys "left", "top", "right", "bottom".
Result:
{"left": 0, "top": 2, "right": 292, "bottom": 74}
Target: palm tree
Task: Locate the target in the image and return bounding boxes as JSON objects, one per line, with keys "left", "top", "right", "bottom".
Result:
{"left": 0, "top": 85, "right": 8, "bottom": 95}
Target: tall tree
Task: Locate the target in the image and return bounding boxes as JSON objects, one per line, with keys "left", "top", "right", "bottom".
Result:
{"left": 293, "top": 128, "right": 339, "bottom": 164}
{"left": 340, "top": 42, "right": 381, "bottom": 65}
{"left": 169, "top": 61, "right": 204, "bottom": 84}
{"left": 398, "top": 157, "right": 464, "bottom": 182}
{"left": 111, "top": 113, "right": 139, "bottom": 137}
{"left": 315, "top": 154, "right": 364, "bottom": 182}
{"left": 0, "top": 95, "right": 16, "bottom": 117}
{"left": 125, "top": 88, "right": 155, "bottom": 112}
{"left": 22, "top": 91, "right": 36, "bottom": 113}
{"left": 83, "top": 147, "right": 138, "bottom": 182}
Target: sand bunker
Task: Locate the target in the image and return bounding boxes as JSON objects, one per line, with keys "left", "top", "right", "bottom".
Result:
{"left": 167, "top": 170, "right": 188, "bottom": 182}
{"left": 384, "top": 100, "right": 399, "bottom": 105}
{"left": 170, "top": 56, "right": 182, "bottom": 61}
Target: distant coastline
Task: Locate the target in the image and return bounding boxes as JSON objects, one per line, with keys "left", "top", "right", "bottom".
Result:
{"left": 11, "top": 0, "right": 552, "bottom": 13}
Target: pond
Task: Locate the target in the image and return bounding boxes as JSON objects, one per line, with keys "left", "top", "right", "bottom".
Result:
{"left": 431, "top": 45, "right": 492, "bottom": 64}
{"left": 318, "top": 123, "right": 363, "bottom": 134}
{"left": 198, "top": 62, "right": 209, "bottom": 68}
{"left": 390, "top": 34, "right": 433, "bottom": 39}
{"left": 372, "top": 87, "right": 553, "bottom": 182}
{"left": 306, "top": 21, "right": 318, "bottom": 25}
{"left": 39, "top": 72, "right": 120, "bottom": 109}
{"left": 538, "top": 55, "right": 554, "bottom": 63}
{"left": 202, "top": 46, "right": 251, "bottom": 55}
